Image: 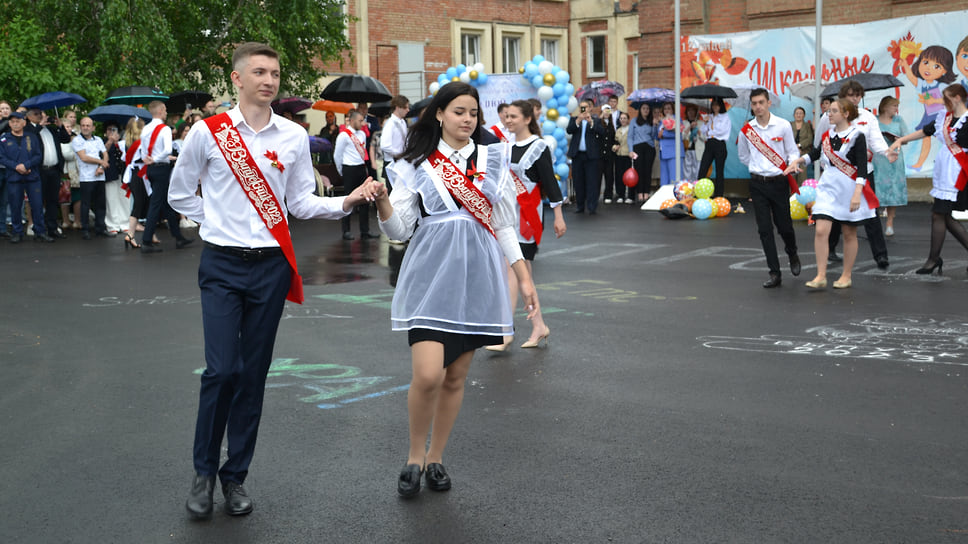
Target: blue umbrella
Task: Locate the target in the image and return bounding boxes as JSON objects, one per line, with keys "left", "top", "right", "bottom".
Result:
{"left": 88, "top": 105, "right": 152, "bottom": 126}
{"left": 309, "top": 136, "right": 333, "bottom": 154}
{"left": 627, "top": 87, "right": 675, "bottom": 108}
{"left": 20, "top": 91, "right": 87, "bottom": 111}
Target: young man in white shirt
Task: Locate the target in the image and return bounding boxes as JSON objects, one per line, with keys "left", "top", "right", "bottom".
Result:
{"left": 140, "top": 101, "right": 192, "bottom": 251}
{"left": 335, "top": 109, "right": 379, "bottom": 240}
{"left": 737, "top": 88, "right": 802, "bottom": 288}
{"left": 379, "top": 95, "right": 409, "bottom": 182}
{"left": 169, "top": 42, "right": 381, "bottom": 520}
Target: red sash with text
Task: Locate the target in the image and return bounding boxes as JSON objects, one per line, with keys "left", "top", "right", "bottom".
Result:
{"left": 509, "top": 169, "right": 543, "bottom": 244}
{"left": 427, "top": 149, "right": 496, "bottom": 238}
{"left": 340, "top": 126, "right": 368, "bottom": 161}
{"left": 137, "top": 123, "right": 167, "bottom": 180}
{"left": 205, "top": 113, "right": 304, "bottom": 304}
{"left": 741, "top": 123, "right": 800, "bottom": 195}
{"left": 491, "top": 125, "right": 509, "bottom": 143}
{"left": 822, "top": 131, "right": 880, "bottom": 209}
{"left": 122, "top": 138, "right": 142, "bottom": 197}
{"left": 941, "top": 113, "right": 968, "bottom": 191}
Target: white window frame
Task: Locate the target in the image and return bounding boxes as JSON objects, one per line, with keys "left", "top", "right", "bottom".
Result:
{"left": 502, "top": 35, "right": 522, "bottom": 73}
{"left": 541, "top": 38, "right": 559, "bottom": 66}
{"left": 587, "top": 34, "right": 606, "bottom": 77}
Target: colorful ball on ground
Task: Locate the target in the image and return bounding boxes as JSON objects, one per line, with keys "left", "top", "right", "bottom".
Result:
{"left": 660, "top": 198, "right": 677, "bottom": 210}
{"left": 713, "top": 197, "right": 731, "bottom": 217}
{"left": 790, "top": 197, "right": 808, "bottom": 220}
{"left": 692, "top": 198, "right": 714, "bottom": 220}
{"left": 673, "top": 181, "right": 694, "bottom": 201}
{"left": 693, "top": 178, "right": 714, "bottom": 199}
{"left": 802, "top": 178, "right": 818, "bottom": 188}
{"left": 796, "top": 185, "right": 817, "bottom": 206}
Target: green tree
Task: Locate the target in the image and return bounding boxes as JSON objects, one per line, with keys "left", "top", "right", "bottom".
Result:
{"left": 1, "top": 0, "right": 350, "bottom": 108}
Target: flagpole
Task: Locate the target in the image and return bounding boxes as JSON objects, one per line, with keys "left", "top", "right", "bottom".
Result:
{"left": 674, "top": 0, "right": 681, "bottom": 184}
{"left": 813, "top": 0, "right": 823, "bottom": 129}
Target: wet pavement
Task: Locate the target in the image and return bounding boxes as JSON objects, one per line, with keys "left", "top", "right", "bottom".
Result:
{"left": 2, "top": 202, "right": 968, "bottom": 543}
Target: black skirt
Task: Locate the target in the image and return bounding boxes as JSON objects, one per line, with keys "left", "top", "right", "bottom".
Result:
{"left": 408, "top": 328, "right": 501, "bottom": 367}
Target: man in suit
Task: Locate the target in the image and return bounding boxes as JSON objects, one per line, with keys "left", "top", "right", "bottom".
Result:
{"left": 25, "top": 108, "right": 67, "bottom": 238}
{"left": 566, "top": 99, "right": 606, "bottom": 214}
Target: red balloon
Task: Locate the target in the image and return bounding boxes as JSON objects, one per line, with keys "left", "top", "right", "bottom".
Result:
{"left": 622, "top": 167, "right": 639, "bottom": 187}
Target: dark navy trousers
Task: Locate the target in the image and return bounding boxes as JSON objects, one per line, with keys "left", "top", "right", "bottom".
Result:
{"left": 193, "top": 247, "right": 291, "bottom": 484}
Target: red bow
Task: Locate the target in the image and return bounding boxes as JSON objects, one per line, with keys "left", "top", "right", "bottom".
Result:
{"left": 264, "top": 150, "right": 285, "bottom": 172}
{"left": 466, "top": 160, "right": 484, "bottom": 181}
{"left": 771, "top": 136, "right": 783, "bottom": 142}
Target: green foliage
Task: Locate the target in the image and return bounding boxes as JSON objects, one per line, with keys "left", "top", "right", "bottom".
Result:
{"left": 0, "top": 0, "right": 351, "bottom": 109}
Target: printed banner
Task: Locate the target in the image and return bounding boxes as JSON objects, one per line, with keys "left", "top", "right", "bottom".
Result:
{"left": 681, "top": 9, "right": 968, "bottom": 179}
{"left": 478, "top": 74, "right": 536, "bottom": 129}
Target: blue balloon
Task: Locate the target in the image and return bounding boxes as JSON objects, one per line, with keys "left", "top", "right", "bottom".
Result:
{"left": 525, "top": 62, "right": 538, "bottom": 77}
{"left": 557, "top": 71, "right": 570, "bottom": 85}
{"left": 532, "top": 75, "right": 544, "bottom": 89}
{"left": 456, "top": 64, "right": 466, "bottom": 73}
{"left": 692, "top": 199, "right": 714, "bottom": 220}
{"left": 532, "top": 55, "right": 545, "bottom": 65}
{"left": 551, "top": 65, "right": 561, "bottom": 74}
{"left": 555, "top": 163, "right": 569, "bottom": 179}
{"left": 546, "top": 98, "right": 558, "bottom": 110}
{"left": 564, "top": 83, "right": 575, "bottom": 96}
{"left": 553, "top": 83, "right": 565, "bottom": 97}
{"left": 446, "top": 67, "right": 457, "bottom": 79}
{"left": 796, "top": 186, "right": 817, "bottom": 205}
{"left": 553, "top": 127, "right": 565, "bottom": 140}
{"left": 477, "top": 72, "right": 487, "bottom": 85}
{"left": 541, "top": 120, "right": 555, "bottom": 134}
{"left": 555, "top": 147, "right": 565, "bottom": 159}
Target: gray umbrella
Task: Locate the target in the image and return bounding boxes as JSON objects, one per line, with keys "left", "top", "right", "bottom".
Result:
{"left": 821, "top": 73, "right": 904, "bottom": 97}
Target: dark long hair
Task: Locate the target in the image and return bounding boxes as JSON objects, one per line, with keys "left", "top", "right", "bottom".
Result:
{"left": 509, "top": 99, "right": 541, "bottom": 136}
{"left": 399, "top": 82, "right": 484, "bottom": 165}
{"left": 635, "top": 102, "right": 651, "bottom": 126}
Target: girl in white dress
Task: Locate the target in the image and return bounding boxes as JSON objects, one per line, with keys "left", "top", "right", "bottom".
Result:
{"left": 373, "top": 82, "right": 539, "bottom": 498}
{"left": 786, "top": 98, "right": 874, "bottom": 289}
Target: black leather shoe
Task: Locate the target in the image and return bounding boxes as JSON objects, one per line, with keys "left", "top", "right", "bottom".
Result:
{"left": 397, "top": 464, "right": 422, "bottom": 498}
{"left": 53, "top": 231, "right": 67, "bottom": 239}
{"left": 828, "top": 253, "right": 842, "bottom": 263}
{"left": 35, "top": 233, "right": 55, "bottom": 243}
{"left": 222, "top": 481, "right": 253, "bottom": 516}
{"left": 8, "top": 234, "right": 23, "bottom": 244}
{"left": 176, "top": 237, "right": 195, "bottom": 249}
{"left": 789, "top": 254, "right": 801, "bottom": 276}
{"left": 762, "top": 273, "right": 782, "bottom": 288}
{"left": 425, "top": 463, "right": 452, "bottom": 491}
{"left": 185, "top": 474, "right": 215, "bottom": 520}
{"left": 141, "top": 243, "right": 163, "bottom": 253}
{"left": 362, "top": 232, "right": 381, "bottom": 239}
{"left": 876, "top": 258, "right": 889, "bottom": 270}
{"left": 81, "top": 231, "right": 92, "bottom": 240}
{"left": 342, "top": 232, "right": 354, "bottom": 240}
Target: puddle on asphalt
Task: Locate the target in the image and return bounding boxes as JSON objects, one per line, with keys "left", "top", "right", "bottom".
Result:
{"left": 302, "top": 239, "right": 406, "bottom": 286}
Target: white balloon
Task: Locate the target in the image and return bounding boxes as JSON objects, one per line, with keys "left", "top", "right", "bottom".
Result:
{"left": 537, "top": 85, "right": 554, "bottom": 103}
{"left": 538, "top": 60, "right": 554, "bottom": 75}
{"left": 556, "top": 115, "right": 570, "bottom": 130}
{"left": 566, "top": 96, "right": 579, "bottom": 113}
{"left": 542, "top": 134, "right": 558, "bottom": 152}
{"left": 429, "top": 82, "right": 440, "bottom": 94}
{"left": 473, "top": 62, "right": 485, "bottom": 74}
{"left": 459, "top": 72, "right": 471, "bottom": 83}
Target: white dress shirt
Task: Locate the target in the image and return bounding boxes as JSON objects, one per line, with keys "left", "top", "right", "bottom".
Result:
{"left": 334, "top": 127, "right": 367, "bottom": 175}
{"left": 168, "top": 106, "right": 350, "bottom": 248}
{"left": 71, "top": 134, "right": 106, "bottom": 181}
{"left": 379, "top": 114, "right": 408, "bottom": 162}
{"left": 139, "top": 118, "right": 173, "bottom": 164}
{"left": 813, "top": 108, "right": 888, "bottom": 165}
{"left": 737, "top": 113, "right": 799, "bottom": 177}
{"left": 700, "top": 113, "right": 731, "bottom": 141}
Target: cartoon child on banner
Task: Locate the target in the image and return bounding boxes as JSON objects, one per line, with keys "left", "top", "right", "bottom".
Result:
{"left": 900, "top": 44, "right": 956, "bottom": 170}
{"left": 957, "top": 36, "right": 968, "bottom": 95}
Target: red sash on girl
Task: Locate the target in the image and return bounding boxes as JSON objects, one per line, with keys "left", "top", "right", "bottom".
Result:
{"left": 941, "top": 112, "right": 968, "bottom": 191}
{"left": 204, "top": 112, "right": 304, "bottom": 304}
{"left": 491, "top": 125, "right": 509, "bottom": 143}
{"left": 741, "top": 123, "right": 800, "bottom": 195}
{"left": 427, "top": 149, "right": 496, "bottom": 237}
{"left": 822, "top": 131, "right": 880, "bottom": 209}
{"left": 509, "top": 168, "right": 543, "bottom": 244}
{"left": 122, "top": 138, "right": 141, "bottom": 197}
{"left": 137, "top": 123, "right": 167, "bottom": 179}
{"left": 340, "top": 127, "right": 368, "bottom": 161}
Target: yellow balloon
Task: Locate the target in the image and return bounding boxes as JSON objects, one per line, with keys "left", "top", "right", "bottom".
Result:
{"left": 451, "top": 76, "right": 460, "bottom": 82}
{"left": 546, "top": 108, "right": 559, "bottom": 121}
{"left": 519, "top": 66, "right": 525, "bottom": 74}
{"left": 469, "top": 70, "right": 478, "bottom": 80}
{"left": 543, "top": 73, "right": 556, "bottom": 86}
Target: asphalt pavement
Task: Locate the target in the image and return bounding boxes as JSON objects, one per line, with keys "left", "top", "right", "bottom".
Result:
{"left": 2, "top": 201, "right": 967, "bottom": 543}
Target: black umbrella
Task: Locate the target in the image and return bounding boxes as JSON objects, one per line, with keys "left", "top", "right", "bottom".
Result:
{"left": 104, "top": 86, "right": 168, "bottom": 106}
{"left": 680, "top": 84, "right": 737, "bottom": 100}
{"left": 821, "top": 73, "right": 904, "bottom": 98}
{"left": 368, "top": 100, "right": 392, "bottom": 117}
{"left": 270, "top": 97, "right": 313, "bottom": 117}
{"left": 409, "top": 96, "right": 433, "bottom": 119}
{"left": 321, "top": 75, "right": 392, "bottom": 104}
{"left": 166, "top": 90, "right": 213, "bottom": 114}
{"left": 88, "top": 105, "right": 152, "bottom": 126}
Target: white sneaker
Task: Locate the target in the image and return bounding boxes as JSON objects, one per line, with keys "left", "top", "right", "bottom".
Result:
{"left": 604, "top": 198, "right": 612, "bottom": 204}
{"left": 885, "top": 226, "right": 894, "bottom": 236}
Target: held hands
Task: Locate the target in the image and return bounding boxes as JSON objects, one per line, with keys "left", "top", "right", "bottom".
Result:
{"left": 886, "top": 149, "right": 899, "bottom": 163}
{"left": 353, "top": 177, "right": 388, "bottom": 204}
{"left": 783, "top": 158, "right": 803, "bottom": 176}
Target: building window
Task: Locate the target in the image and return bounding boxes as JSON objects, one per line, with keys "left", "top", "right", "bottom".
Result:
{"left": 588, "top": 35, "right": 606, "bottom": 76}
{"left": 461, "top": 33, "right": 481, "bottom": 66}
{"left": 541, "top": 38, "right": 559, "bottom": 66}
{"left": 502, "top": 36, "right": 521, "bottom": 73}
